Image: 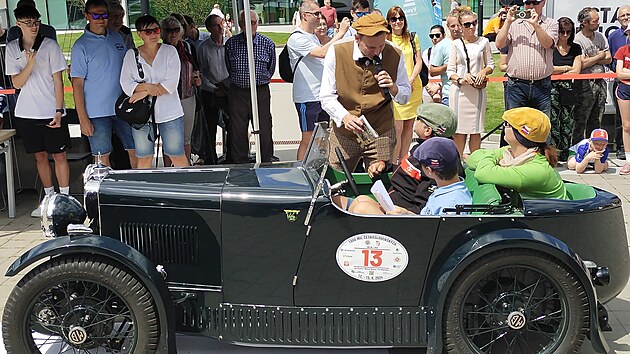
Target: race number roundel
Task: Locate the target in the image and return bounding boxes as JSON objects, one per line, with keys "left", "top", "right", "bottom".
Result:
{"left": 336, "top": 233, "right": 409, "bottom": 282}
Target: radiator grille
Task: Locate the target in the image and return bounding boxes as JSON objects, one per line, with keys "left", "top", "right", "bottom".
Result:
{"left": 119, "top": 222, "right": 199, "bottom": 265}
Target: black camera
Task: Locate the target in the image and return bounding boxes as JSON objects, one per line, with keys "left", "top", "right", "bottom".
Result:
{"left": 515, "top": 10, "right": 531, "bottom": 19}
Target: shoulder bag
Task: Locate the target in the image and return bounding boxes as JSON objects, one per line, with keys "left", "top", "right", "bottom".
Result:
{"left": 115, "top": 48, "right": 157, "bottom": 128}
{"left": 460, "top": 38, "right": 487, "bottom": 89}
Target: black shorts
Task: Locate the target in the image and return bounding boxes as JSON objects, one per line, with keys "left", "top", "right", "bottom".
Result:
{"left": 14, "top": 117, "right": 70, "bottom": 154}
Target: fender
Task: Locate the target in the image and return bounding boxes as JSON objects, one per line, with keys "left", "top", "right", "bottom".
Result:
{"left": 423, "top": 228, "right": 608, "bottom": 354}
{"left": 5, "top": 234, "right": 177, "bottom": 354}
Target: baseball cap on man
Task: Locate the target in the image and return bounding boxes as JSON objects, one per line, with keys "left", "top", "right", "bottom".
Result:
{"left": 590, "top": 128, "right": 609, "bottom": 142}
{"left": 415, "top": 137, "right": 459, "bottom": 171}
{"left": 352, "top": 13, "right": 390, "bottom": 36}
{"left": 416, "top": 103, "right": 457, "bottom": 137}
{"left": 502, "top": 107, "right": 550, "bottom": 143}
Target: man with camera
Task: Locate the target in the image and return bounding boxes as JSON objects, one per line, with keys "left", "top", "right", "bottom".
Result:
{"left": 320, "top": 13, "right": 410, "bottom": 173}
{"left": 495, "top": 0, "right": 558, "bottom": 118}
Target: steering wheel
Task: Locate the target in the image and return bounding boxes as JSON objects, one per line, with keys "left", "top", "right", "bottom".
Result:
{"left": 335, "top": 147, "right": 360, "bottom": 196}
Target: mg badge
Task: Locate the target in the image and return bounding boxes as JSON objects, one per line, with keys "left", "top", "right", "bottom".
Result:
{"left": 284, "top": 210, "right": 300, "bottom": 222}
{"left": 67, "top": 326, "right": 88, "bottom": 345}
{"left": 507, "top": 311, "right": 526, "bottom": 330}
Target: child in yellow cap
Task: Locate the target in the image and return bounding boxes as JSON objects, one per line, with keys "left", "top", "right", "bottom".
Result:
{"left": 466, "top": 107, "right": 569, "bottom": 200}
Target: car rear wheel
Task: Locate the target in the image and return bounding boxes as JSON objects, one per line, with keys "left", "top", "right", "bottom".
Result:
{"left": 2, "top": 256, "right": 159, "bottom": 353}
{"left": 443, "top": 249, "right": 589, "bottom": 354}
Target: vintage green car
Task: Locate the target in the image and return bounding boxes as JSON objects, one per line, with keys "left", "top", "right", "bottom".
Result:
{"left": 2, "top": 123, "right": 628, "bottom": 353}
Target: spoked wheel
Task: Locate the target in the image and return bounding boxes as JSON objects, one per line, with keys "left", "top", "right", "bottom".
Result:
{"left": 3, "top": 257, "right": 159, "bottom": 353}
{"left": 443, "top": 249, "right": 589, "bottom": 354}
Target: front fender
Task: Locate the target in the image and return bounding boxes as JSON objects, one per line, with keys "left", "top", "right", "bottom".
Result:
{"left": 424, "top": 228, "right": 608, "bottom": 354}
{"left": 6, "top": 235, "right": 177, "bottom": 354}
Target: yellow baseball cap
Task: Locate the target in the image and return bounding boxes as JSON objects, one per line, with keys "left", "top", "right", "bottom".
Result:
{"left": 352, "top": 13, "right": 390, "bottom": 36}
{"left": 502, "top": 107, "right": 550, "bottom": 143}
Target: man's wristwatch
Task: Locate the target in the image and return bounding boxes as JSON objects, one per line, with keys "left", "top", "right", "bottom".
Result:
{"left": 457, "top": 78, "right": 463, "bottom": 85}
{"left": 55, "top": 109, "right": 64, "bottom": 113}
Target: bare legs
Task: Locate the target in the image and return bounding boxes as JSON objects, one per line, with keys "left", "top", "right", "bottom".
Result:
{"left": 394, "top": 119, "right": 415, "bottom": 162}
{"left": 35, "top": 151, "right": 69, "bottom": 190}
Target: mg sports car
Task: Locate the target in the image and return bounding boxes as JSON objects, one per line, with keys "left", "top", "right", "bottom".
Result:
{"left": 2, "top": 123, "right": 628, "bottom": 354}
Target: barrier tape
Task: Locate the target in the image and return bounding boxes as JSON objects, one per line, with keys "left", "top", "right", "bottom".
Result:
{"left": 269, "top": 71, "right": 618, "bottom": 85}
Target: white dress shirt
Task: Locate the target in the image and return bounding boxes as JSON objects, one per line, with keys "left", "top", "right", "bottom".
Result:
{"left": 320, "top": 39, "right": 411, "bottom": 127}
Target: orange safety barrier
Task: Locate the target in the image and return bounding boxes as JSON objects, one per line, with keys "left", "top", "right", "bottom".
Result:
{"left": 0, "top": 72, "right": 618, "bottom": 95}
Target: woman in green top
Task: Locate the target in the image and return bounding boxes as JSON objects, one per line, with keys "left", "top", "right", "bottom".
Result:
{"left": 466, "top": 107, "right": 568, "bottom": 200}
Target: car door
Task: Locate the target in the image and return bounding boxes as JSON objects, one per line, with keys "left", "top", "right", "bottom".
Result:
{"left": 294, "top": 203, "right": 440, "bottom": 307}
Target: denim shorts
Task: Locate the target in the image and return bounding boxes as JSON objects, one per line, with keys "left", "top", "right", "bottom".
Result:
{"left": 88, "top": 115, "right": 135, "bottom": 156}
{"left": 132, "top": 116, "right": 185, "bottom": 158}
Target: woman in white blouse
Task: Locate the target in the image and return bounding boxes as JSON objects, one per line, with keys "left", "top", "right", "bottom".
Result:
{"left": 120, "top": 15, "right": 188, "bottom": 168}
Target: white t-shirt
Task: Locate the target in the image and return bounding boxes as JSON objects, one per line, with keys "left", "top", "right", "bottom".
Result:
{"left": 287, "top": 29, "right": 324, "bottom": 103}
{"left": 5, "top": 38, "right": 66, "bottom": 119}
{"left": 119, "top": 45, "right": 184, "bottom": 123}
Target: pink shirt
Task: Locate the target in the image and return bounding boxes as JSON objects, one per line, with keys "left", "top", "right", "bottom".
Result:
{"left": 504, "top": 15, "right": 559, "bottom": 81}
{"left": 320, "top": 6, "right": 337, "bottom": 29}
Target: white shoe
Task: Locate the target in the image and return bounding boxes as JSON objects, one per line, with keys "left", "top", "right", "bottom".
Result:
{"left": 31, "top": 207, "right": 41, "bottom": 218}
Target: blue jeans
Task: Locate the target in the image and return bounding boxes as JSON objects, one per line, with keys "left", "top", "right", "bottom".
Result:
{"left": 132, "top": 117, "right": 185, "bottom": 158}
{"left": 505, "top": 77, "right": 552, "bottom": 117}
{"left": 88, "top": 115, "right": 135, "bottom": 156}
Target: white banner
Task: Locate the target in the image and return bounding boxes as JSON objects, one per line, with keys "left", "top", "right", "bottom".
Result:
{"left": 547, "top": 0, "right": 625, "bottom": 38}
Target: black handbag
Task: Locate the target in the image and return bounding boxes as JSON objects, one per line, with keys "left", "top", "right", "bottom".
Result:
{"left": 115, "top": 48, "right": 156, "bottom": 128}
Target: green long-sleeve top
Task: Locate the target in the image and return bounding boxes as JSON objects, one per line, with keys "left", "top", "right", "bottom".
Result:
{"left": 466, "top": 147, "right": 569, "bottom": 200}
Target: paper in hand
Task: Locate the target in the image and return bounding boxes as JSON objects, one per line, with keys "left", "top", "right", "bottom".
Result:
{"left": 370, "top": 180, "right": 395, "bottom": 212}
{"left": 354, "top": 115, "right": 379, "bottom": 144}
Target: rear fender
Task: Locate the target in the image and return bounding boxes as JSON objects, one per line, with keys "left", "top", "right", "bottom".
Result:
{"left": 5, "top": 235, "right": 177, "bottom": 354}
{"left": 424, "top": 228, "right": 608, "bottom": 354}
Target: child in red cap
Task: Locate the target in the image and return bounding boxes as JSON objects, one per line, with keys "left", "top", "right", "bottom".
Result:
{"left": 567, "top": 128, "right": 609, "bottom": 174}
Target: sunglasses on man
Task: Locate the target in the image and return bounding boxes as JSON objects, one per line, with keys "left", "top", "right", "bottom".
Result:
{"left": 429, "top": 33, "right": 442, "bottom": 39}
{"left": 523, "top": 1, "right": 542, "bottom": 5}
{"left": 88, "top": 12, "right": 109, "bottom": 20}
{"left": 355, "top": 11, "right": 370, "bottom": 18}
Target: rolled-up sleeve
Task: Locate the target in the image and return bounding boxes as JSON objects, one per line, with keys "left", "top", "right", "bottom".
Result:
{"left": 160, "top": 46, "right": 181, "bottom": 94}
{"left": 119, "top": 49, "right": 139, "bottom": 96}
{"left": 320, "top": 44, "right": 350, "bottom": 127}
{"left": 393, "top": 52, "right": 410, "bottom": 104}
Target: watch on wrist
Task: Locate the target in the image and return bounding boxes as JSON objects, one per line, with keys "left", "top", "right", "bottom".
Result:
{"left": 457, "top": 78, "right": 463, "bottom": 85}
{"left": 55, "top": 109, "right": 64, "bottom": 113}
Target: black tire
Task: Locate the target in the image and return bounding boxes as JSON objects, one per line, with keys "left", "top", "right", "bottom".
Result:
{"left": 443, "top": 249, "right": 589, "bottom": 354}
{"left": 2, "top": 256, "right": 160, "bottom": 353}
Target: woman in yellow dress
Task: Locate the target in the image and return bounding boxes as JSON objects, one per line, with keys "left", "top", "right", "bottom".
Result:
{"left": 386, "top": 6, "right": 423, "bottom": 163}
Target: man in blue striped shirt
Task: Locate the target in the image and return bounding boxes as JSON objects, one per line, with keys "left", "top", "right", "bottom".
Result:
{"left": 225, "top": 10, "right": 276, "bottom": 163}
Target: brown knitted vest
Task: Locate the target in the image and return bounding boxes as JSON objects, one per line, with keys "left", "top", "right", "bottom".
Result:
{"left": 333, "top": 40, "right": 401, "bottom": 138}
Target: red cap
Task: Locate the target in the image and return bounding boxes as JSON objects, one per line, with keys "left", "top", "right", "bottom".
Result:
{"left": 590, "top": 128, "right": 609, "bottom": 142}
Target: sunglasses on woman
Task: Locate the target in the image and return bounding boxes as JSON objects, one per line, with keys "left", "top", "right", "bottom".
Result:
{"left": 89, "top": 12, "right": 109, "bottom": 20}
{"left": 559, "top": 30, "right": 573, "bottom": 36}
{"left": 139, "top": 27, "right": 161, "bottom": 35}
{"left": 462, "top": 20, "right": 478, "bottom": 28}
{"left": 389, "top": 16, "right": 404, "bottom": 23}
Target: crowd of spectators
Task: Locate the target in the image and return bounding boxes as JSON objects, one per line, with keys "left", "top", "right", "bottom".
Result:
{"left": 5, "top": 0, "right": 630, "bottom": 217}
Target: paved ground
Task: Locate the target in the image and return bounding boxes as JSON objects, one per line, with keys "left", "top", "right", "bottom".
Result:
{"left": 0, "top": 144, "right": 629, "bottom": 353}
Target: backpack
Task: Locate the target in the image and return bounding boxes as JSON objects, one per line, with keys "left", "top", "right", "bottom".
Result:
{"left": 410, "top": 31, "right": 429, "bottom": 86}
{"left": 279, "top": 31, "right": 304, "bottom": 83}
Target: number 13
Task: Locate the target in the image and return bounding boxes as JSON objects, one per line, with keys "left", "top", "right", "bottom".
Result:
{"left": 362, "top": 249, "right": 383, "bottom": 267}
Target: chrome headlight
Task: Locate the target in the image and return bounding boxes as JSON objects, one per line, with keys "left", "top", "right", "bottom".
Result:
{"left": 41, "top": 194, "right": 87, "bottom": 238}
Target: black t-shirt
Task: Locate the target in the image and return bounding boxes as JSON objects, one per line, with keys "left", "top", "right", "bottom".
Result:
{"left": 553, "top": 43, "right": 582, "bottom": 66}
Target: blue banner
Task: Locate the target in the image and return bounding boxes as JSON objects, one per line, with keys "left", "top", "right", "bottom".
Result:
{"left": 374, "top": 0, "right": 442, "bottom": 54}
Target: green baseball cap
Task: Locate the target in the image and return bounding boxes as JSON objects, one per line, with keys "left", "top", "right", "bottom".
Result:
{"left": 416, "top": 103, "right": 457, "bottom": 138}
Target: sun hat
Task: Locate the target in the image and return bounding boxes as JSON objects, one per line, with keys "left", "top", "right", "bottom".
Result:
{"left": 502, "top": 107, "right": 550, "bottom": 144}
{"left": 416, "top": 103, "right": 457, "bottom": 138}
{"left": 352, "top": 13, "right": 390, "bottom": 36}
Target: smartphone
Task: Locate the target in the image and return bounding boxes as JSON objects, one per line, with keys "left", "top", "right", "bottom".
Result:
{"left": 515, "top": 10, "right": 531, "bottom": 19}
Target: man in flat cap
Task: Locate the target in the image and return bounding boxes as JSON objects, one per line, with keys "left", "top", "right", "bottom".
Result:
{"left": 320, "top": 13, "right": 410, "bottom": 173}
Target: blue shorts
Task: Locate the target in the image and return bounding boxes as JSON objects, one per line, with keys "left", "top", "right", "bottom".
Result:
{"left": 616, "top": 82, "right": 630, "bottom": 101}
{"left": 132, "top": 117, "right": 185, "bottom": 158}
{"left": 294, "top": 102, "right": 329, "bottom": 132}
{"left": 88, "top": 115, "right": 135, "bottom": 156}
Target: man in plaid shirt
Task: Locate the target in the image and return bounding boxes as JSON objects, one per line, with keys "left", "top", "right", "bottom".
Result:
{"left": 225, "top": 10, "right": 276, "bottom": 163}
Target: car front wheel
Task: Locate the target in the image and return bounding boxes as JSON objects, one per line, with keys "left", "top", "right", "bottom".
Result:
{"left": 443, "top": 249, "right": 589, "bottom": 354}
{"left": 2, "top": 256, "right": 159, "bottom": 353}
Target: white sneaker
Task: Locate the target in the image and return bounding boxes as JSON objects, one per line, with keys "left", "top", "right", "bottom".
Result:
{"left": 30, "top": 207, "right": 41, "bottom": 218}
